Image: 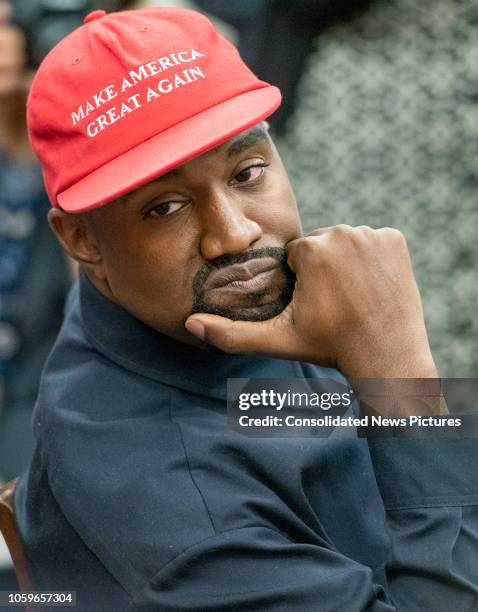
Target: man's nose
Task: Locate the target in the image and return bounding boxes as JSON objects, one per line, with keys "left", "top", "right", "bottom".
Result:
{"left": 199, "top": 197, "right": 262, "bottom": 260}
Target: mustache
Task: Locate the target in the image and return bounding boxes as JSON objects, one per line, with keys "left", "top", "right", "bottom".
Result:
{"left": 191, "top": 246, "right": 296, "bottom": 321}
{"left": 192, "top": 247, "right": 289, "bottom": 296}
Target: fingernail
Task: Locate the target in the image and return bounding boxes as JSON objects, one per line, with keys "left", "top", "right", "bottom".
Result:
{"left": 185, "top": 319, "right": 205, "bottom": 341}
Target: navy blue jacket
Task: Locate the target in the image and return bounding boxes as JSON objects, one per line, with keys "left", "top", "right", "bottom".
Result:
{"left": 15, "top": 275, "right": 478, "bottom": 611}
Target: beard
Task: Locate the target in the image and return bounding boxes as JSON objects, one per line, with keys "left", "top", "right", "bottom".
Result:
{"left": 191, "top": 247, "right": 295, "bottom": 321}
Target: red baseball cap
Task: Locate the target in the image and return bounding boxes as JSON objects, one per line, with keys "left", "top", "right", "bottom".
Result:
{"left": 27, "top": 7, "right": 281, "bottom": 213}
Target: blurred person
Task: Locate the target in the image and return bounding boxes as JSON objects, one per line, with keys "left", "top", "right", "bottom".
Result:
{"left": 0, "top": 0, "right": 70, "bottom": 484}
{"left": 0, "top": 0, "right": 132, "bottom": 593}
{"left": 13, "top": 6, "right": 478, "bottom": 611}
{"left": 0, "top": 0, "right": 135, "bottom": 481}
{"left": 0, "top": 0, "right": 70, "bottom": 593}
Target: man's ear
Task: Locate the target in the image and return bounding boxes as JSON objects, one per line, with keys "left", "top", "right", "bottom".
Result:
{"left": 47, "top": 208, "right": 106, "bottom": 280}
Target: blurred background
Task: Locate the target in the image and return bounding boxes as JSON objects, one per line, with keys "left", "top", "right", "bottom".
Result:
{"left": 1, "top": 0, "right": 477, "bottom": 593}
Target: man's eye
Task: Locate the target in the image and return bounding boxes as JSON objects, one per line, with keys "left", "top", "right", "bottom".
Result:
{"left": 147, "top": 200, "right": 189, "bottom": 218}
{"left": 233, "top": 163, "right": 267, "bottom": 184}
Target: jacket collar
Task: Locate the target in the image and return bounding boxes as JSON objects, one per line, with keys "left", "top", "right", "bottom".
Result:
{"left": 78, "top": 273, "right": 303, "bottom": 400}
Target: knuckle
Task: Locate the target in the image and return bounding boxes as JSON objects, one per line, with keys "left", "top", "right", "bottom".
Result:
{"left": 356, "top": 224, "right": 373, "bottom": 233}
{"left": 306, "top": 226, "right": 332, "bottom": 237}
{"left": 389, "top": 227, "right": 407, "bottom": 245}
{"left": 285, "top": 237, "right": 302, "bottom": 259}
{"left": 334, "top": 223, "right": 353, "bottom": 235}
{"left": 395, "top": 229, "right": 407, "bottom": 244}
{"left": 347, "top": 226, "right": 371, "bottom": 247}
{"left": 377, "top": 229, "right": 409, "bottom": 258}
{"left": 378, "top": 226, "right": 403, "bottom": 238}
{"left": 306, "top": 229, "right": 322, "bottom": 237}
{"left": 297, "top": 236, "right": 320, "bottom": 258}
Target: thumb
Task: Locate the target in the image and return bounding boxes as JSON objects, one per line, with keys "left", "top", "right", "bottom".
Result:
{"left": 185, "top": 311, "right": 296, "bottom": 356}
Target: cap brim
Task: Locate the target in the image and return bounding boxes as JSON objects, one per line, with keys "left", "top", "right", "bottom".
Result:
{"left": 57, "top": 86, "right": 281, "bottom": 213}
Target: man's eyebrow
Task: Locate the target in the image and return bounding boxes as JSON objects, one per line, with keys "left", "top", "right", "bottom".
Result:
{"left": 225, "top": 126, "right": 270, "bottom": 157}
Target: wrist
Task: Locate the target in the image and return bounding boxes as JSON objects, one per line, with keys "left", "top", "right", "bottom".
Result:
{"left": 339, "top": 344, "right": 439, "bottom": 379}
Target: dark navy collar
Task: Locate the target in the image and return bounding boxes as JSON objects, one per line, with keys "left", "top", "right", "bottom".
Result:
{"left": 78, "top": 273, "right": 305, "bottom": 400}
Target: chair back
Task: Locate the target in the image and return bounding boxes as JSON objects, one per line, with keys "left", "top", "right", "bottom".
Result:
{"left": 0, "top": 479, "right": 41, "bottom": 610}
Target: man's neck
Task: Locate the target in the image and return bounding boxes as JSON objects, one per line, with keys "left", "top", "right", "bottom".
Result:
{"left": 81, "top": 266, "right": 119, "bottom": 307}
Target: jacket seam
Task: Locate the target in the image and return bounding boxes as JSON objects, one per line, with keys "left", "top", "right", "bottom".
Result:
{"left": 168, "top": 392, "right": 217, "bottom": 535}
{"left": 385, "top": 498, "right": 478, "bottom": 511}
{"left": 144, "top": 524, "right": 295, "bottom": 584}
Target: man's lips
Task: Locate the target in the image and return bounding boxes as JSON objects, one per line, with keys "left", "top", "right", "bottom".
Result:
{"left": 203, "top": 257, "right": 281, "bottom": 293}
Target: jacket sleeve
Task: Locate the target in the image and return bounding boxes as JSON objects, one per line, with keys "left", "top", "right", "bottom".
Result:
{"left": 129, "top": 525, "right": 394, "bottom": 611}
{"left": 367, "top": 436, "right": 478, "bottom": 610}
{"left": 129, "top": 437, "right": 478, "bottom": 612}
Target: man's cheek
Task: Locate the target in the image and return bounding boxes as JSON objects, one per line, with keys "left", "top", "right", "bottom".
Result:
{"left": 261, "top": 200, "right": 301, "bottom": 240}
{"left": 147, "top": 277, "right": 195, "bottom": 319}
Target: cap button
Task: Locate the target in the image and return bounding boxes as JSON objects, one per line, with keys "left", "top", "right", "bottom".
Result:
{"left": 84, "top": 9, "right": 107, "bottom": 24}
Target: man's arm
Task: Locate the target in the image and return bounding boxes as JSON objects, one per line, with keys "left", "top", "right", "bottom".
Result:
{"left": 128, "top": 474, "right": 478, "bottom": 612}
{"left": 185, "top": 224, "right": 437, "bottom": 381}
{"left": 129, "top": 525, "right": 395, "bottom": 611}
{"left": 368, "top": 436, "right": 478, "bottom": 610}
{"left": 183, "top": 224, "right": 478, "bottom": 608}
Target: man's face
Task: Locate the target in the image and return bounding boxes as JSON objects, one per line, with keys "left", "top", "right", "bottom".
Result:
{"left": 86, "top": 123, "right": 302, "bottom": 344}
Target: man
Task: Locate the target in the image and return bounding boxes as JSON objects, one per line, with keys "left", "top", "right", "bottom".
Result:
{"left": 14, "top": 6, "right": 478, "bottom": 611}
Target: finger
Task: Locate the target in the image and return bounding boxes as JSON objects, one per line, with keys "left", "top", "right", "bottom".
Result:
{"left": 285, "top": 228, "right": 333, "bottom": 256}
{"left": 285, "top": 233, "right": 328, "bottom": 273}
{"left": 286, "top": 224, "right": 356, "bottom": 272}
{"left": 185, "top": 312, "right": 297, "bottom": 356}
{"left": 305, "top": 226, "right": 335, "bottom": 237}
{"left": 306, "top": 224, "right": 353, "bottom": 237}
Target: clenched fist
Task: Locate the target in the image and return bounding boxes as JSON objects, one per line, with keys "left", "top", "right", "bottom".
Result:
{"left": 186, "top": 225, "right": 438, "bottom": 379}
